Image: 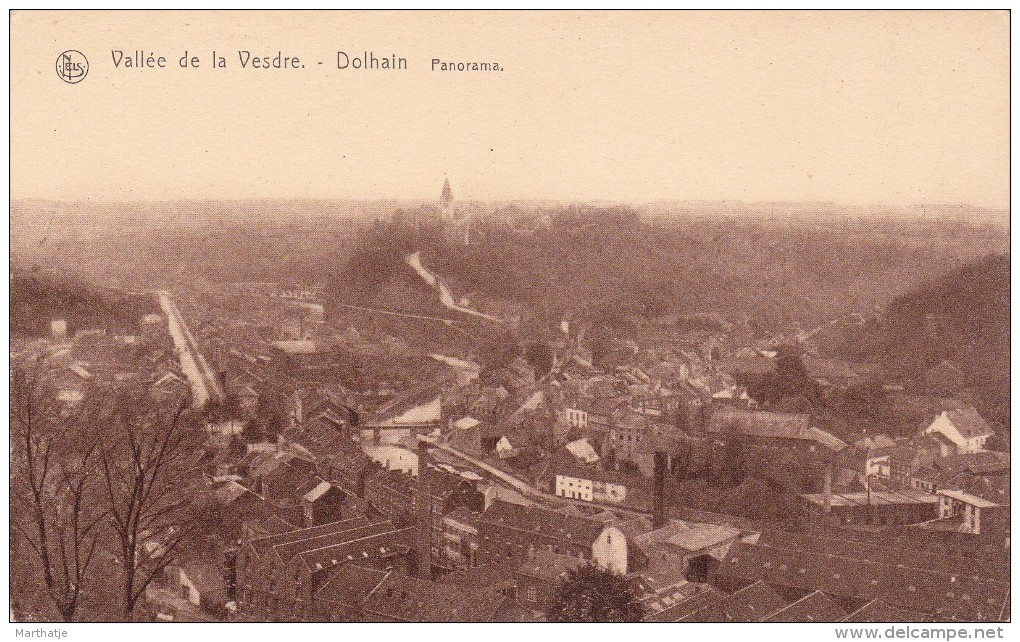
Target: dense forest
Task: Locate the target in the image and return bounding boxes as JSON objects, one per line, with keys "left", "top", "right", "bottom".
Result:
{"left": 10, "top": 270, "right": 158, "bottom": 337}
{"left": 338, "top": 208, "right": 1007, "bottom": 335}
{"left": 828, "top": 253, "right": 1010, "bottom": 437}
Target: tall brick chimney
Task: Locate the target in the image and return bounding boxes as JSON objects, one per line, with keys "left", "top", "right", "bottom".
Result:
{"left": 415, "top": 438, "right": 433, "bottom": 581}
{"left": 653, "top": 451, "right": 668, "bottom": 529}
{"left": 822, "top": 461, "right": 833, "bottom": 514}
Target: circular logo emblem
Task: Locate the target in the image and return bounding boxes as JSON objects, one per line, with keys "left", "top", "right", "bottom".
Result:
{"left": 56, "top": 50, "right": 88, "bottom": 84}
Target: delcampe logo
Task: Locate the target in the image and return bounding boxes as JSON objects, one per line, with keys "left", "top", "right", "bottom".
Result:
{"left": 56, "top": 50, "right": 88, "bottom": 84}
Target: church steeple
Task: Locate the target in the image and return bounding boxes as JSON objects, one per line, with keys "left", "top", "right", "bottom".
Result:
{"left": 440, "top": 177, "right": 454, "bottom": 222}
{"left": 441, "top": 178, "right": 453, "bottom": 208}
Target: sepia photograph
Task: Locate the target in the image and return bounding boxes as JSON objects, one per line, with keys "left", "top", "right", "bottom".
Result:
{"left": 7, "top": 7, "right": 1011, "bottom": 633}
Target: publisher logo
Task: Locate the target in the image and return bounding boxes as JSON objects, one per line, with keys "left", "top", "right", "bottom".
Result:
{"left": 56, "top": 50, "right": 88, "bottom": 84}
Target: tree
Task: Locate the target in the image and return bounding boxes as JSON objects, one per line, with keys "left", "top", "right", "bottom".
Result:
{"left": 10, "top": 362, "right": 108, "bottom": 622}
{"left": 98, "top": 387, "right": 204, "bottom": 620}
{"left": 546, "top": 562, "right": 645, "bottom": 622}
{"left": 524, "top": 342, "right": 554, "bottom": 379}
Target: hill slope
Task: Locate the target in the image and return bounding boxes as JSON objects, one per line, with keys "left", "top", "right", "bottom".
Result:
{"left": 830, "top": 253, "right": 1009, "bottom": 433}
{"left": 10, "top": 270, "right": 158, "bottom": 338}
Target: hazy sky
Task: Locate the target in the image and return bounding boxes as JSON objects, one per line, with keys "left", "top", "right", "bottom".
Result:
{"left": 10, "top": 10, "right": 1010, "bottom": 207}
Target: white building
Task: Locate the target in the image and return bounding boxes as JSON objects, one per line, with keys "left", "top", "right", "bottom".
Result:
{"left": 937, "top": 489, "right": 999, "bottom": 535}
{"left": 559, "top": 407, "right": 589, "bottom": 430}
{"left": 924, "top": 408, "right": 994, "bottom": 454}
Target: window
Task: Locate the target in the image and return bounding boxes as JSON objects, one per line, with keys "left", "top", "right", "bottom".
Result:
{"left": 526, "top": 586, "right": 538, "bottom": 603}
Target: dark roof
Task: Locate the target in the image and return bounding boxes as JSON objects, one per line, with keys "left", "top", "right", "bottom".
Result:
{"left": 681, "top": 581, "right": 789, "bottom": 622}
{"left": 516, "top": 550, "right": 585, "bottom": 582}
{"left": 277, "top": 521, "right": 397, "bottom": 564}
{"left": 281, "top": 414, "right": 353, "bottom": 460}
{"left": 363, "top": 573, "right": 507, "bottom": 622}
{"left": 718, "top": 542, "right": 1010, "bottom": 621}
{"left": 764, "top": 590, "right": 848, "bottom": 622}
{"left": 248, "top": 516, "right": 370, "bottom": 558}
{"left": 643, "top": 587, "right": 725, "bottom": 622}
{"left": 802, "top": 356, "right": 882, "bottom": 385}
{"left": 842, "top": 599, "right": 938, "bottom": 623}
{"left": 707, "top": 408, "right": 846, "bottom": 451}
{"left": 755, "top": 530, "right": 1007, "bottom": 581}
{"left": 944, "top": 408, "right": 994, "bottom": 439}
{"left": 313, "top": 564, "right": 389, "bottom": 606}
{"left": 478, "top": 500, "right": 608, "bottom": 548}
{"left": 299, "top": 526, "right": 415, "bottom": 574}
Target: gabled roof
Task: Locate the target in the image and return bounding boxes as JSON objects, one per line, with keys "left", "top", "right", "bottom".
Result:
{"left": 944, "top": 408, "right": 994, "bottom": 439}
{"left": 718, "top": 541, "right": 1010, "bottom": 621}
{"left": 633, "top": 519, "right": 741, "bottom": 555}
{"left": 248, "top": 516, "right": 371, "bottom": 558}
{"left": 682, "top": 581, "right": 789, "bottom": 622}
{"left": 708, "top": 408, "right": 846, "bottom": 451}
{"left": 363, "top": 573, "right": 507, "bottom": 622}
{"left": 298, "top": 525, "right": 414, "bottom": 573}
{"left": 478, "top": 500, "right": 608, "bottom": 548}
{"left": 764, "top": 590, "right": 848, "bottom": 622}
{"left": 453, "top": 416, "right": 481, "bottom": 430}
{"left": 644, "top": 587, "right": 725, "bottom": 622}
{"left": 842, "top": 599, "right": 937, "bottom": 623}
{"left": 312, "top": 564, "right": 390, "bottom": 606}
{"left": 281, "top": 413, "right": 353, "bottom": 461}
{"left": 303, "top": 480, "right": 334, "bottom": 503}
{"left": 516, "top": 550, "right": 585, "bottom": 581}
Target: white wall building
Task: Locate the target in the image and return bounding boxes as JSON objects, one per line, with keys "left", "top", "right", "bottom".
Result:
{"left": 924, "top": 409, "right": 993, "bottom": 454}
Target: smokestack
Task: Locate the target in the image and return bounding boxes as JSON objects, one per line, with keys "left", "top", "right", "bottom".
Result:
{"left": 653, "top": 451, "right": 667, "bottom": 529}
{"left": 415, "top": 438, "right": 432, "bottom": 581}
{"left": 822, "top": 462, "right": 832, "bottom": 514}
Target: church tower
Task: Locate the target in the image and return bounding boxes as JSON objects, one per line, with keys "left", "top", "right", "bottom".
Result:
{"left": 440, "top": 177, "right": 453, "bottom": 220}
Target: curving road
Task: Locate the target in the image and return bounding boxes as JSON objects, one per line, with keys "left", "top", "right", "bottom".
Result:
{"left": 403, "top": 251, "right": 504, "bottom": 324}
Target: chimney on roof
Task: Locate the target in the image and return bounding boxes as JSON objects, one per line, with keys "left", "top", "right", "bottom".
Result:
{"left": 415, "top": 438, "right": 433, "bottom": 581}
{"left": 653, "top": 451, "right": 668, "bottom": 529}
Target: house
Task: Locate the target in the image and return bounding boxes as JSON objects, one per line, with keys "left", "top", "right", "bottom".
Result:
{"left": 923, "top": 409, "right": 994, "bottom": 454}
{"left": 176, "top": 559, "right": 229, "bottom": 614}
{"left": 551, "top": 457, "right": 628, "bottom": 505}
{"left": 476, "top": 500, "right": 630, "bottom": 574}
{"left": 301, "top": 481, "right": 349, "bottom": 528}
{"left": 515, "top": 550, "right": 585, "bottom": 614}
{"left": 361, "top": 572, "right": 508, "bottom": 622}
{"left": 936, "top": 489, "right": 1004, "bottom": 535}
{"left": 441, "top": 507, "right": 481, "bottom": 569}
{"left": 615, "top": 515, "right": 741, "bottom": 583}
{"left": 558, "top": 407, "right": 589, "bottom": 431}
{"left": 707, "top": 408, "right": 847, "bottom": 454}
{"left": 802, "top": 356, "right": 882, "bottom": 391}
{"left": 237, "top": 516, "right": 416, "bottom": 621}
{"left": 362, "top": 464, "right": 484, "bottom": 564}
{"left": 150, "top": 370, "right": 191, "bottom": 403}
{"left": 446, "top": 416, "right": 501, "bottom": 456}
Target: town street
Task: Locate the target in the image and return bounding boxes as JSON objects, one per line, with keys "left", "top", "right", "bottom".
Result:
{"left": 157, "top": 291, "right": 225, "bottom": 407}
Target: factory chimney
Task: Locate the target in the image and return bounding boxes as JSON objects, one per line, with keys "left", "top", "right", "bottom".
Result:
{"left": 415, "top": 437, "right": 433, "bottom": 581}
{"left": 822, "top": 461, "right": 833, "bottom": 514}
{"left": 653, "top": 451, "right": 668, "bottom": 529}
